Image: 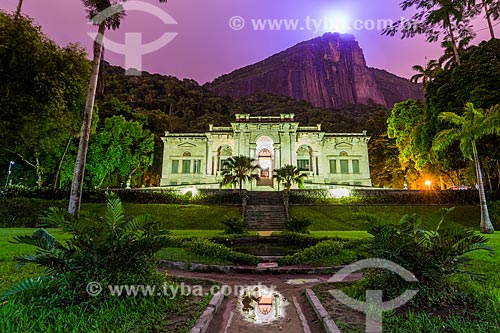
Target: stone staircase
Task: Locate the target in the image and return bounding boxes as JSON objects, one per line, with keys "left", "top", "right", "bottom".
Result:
{"left": 245, "top": 192, "right": 287, "bottom": 231}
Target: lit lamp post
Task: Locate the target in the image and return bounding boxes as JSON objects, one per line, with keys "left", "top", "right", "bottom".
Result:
{"left": 425, "top": 180, "right": 432, "bottom": 191}
{"left": 4, "top": 161, "right": 14, "bottom": 188}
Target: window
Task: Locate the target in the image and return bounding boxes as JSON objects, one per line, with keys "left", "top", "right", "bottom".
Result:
{"left": 340, "top": 160, "right": 349, "bottom": 174}
{"left": 329, "top": 160, "right": 337, "bottom": 174}
{"left": 221, "top": 159, "right": 230, "bottom": 170}
{"left": 297, "top": 159, "right": 310, "bottom": 171}
{"left": 182, "top": 160, "right": 191, "bottom": 174}
{"left": 193, "top": 160, "right": 202, "bottom": 174}
{"left": 352, "top": 160, "right": 360, "bottom": 174}
{"left": 183, "top": 151, "right": 192, "bottom": 157}
{"left": 171, "top": 160, "right": 179, "bottom": 174}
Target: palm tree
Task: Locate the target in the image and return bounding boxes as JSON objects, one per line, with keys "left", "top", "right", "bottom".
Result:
{"left": 466, "top": 0, "right": 498, "bottom": 39}
{"left": 432, "top": 102, "right": 500, "bottom": 234}
{"left": 438, "top": 37, "right": 471, "bottom": 70}
{"left": 68, "top": 0, "right": 167, "bottom": 216}
{"left": 410, "top": 59, "right": 441, "bottom": 87}
{"left": 220, "top": 156, "right": 260, "bottom": 193}
{"left": 428, "top": 0, "right": 468, "bottom": 65}
{"left": 274, "top": 165, "right": 307, "bottom": 192}
{"left": 388, "top": 0, "right": 472, "bottom": 66}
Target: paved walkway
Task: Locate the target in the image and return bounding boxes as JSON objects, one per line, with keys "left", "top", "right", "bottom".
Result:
{"left": 168, "top": 269, "right": 333, "bottom": 333}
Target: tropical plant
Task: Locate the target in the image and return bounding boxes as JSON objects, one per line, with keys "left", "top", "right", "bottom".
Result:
{"left": 465, "top": 0, "right": 500, "bottom": 39}
{"left": 8, "top": 192, "right": 170, "bottom": 300}
{"left": 438, "top": 36, "right": 472, "bottom": 70}
{"left": 221, "top": 217, "right": 248, "bottom": 235}
{"left": 284, "top": 216, "right": 313, "bottom": 234}
{"left": 410, "top": 59, "right": 441, "bottom": 86}
{"left": 383, "top": 0, "right": 476, "bottom": 65}
{"left": 274, "top": 165, "right": 307, "bottom": 192}
{"left": 433, "top": 102, "right": 500, "bottom": 233}
{"left": 68, "top": 0, "right": 168, "bottom": 216}
{"left": 364, "top": 209, "right": 493, "bottom": 283}
{"left": 220, "top": 155, "right": 260, "bottom": 193}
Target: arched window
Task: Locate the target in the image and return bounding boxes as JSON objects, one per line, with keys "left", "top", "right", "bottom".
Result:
{"left": 183, "top": 151, "right": 192, "bottom": 157}
{"left": 339, "top": 151, "right": 349, "bottom": 157}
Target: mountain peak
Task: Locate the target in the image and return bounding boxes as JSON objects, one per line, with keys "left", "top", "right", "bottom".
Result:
{"left": 205, "top": 35, "right": 423, "bottom": 109}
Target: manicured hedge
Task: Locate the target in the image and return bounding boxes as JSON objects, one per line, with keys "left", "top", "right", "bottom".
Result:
{"left": 289, "top": 189, "right": 487, "bottom": 205}
{"left": 2, "top": 186, "right": 243, "bottom": 205}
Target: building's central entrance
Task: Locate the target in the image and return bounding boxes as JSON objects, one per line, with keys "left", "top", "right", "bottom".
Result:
{"left": 256, "top": 136, "right": 274, "bottom": 187}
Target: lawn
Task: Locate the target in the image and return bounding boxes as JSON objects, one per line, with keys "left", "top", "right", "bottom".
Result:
{"left": 290, "top": 205, "right": 488, "bottom": 231}
{"left": 82, "top": 203, "right": 240, "bottom": 230}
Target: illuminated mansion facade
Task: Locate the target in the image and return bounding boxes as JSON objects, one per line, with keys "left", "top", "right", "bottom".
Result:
{"left": 160, "top": 114, "right": 372, "bottom": 188}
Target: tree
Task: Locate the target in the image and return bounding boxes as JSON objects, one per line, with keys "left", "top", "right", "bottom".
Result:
{"left": 86, "top": 116, "right": 154, "bottom": 188}
{"left": 466, "top": 0, "right": 500, "bottom": 39}
{"left": 383, "top": 0, "right": 476, "bottom": 65}
{"left": 438, "top": 37, "right": 472, "bottom": 70}
{"left": 0, "top": 13, "right": 90, "bottom": 188}
{"left": 410, "top": 59, "right": 441, "bottom": 87}
{"left": 274, "top": 165, "right": 307, "bottom": 192}
{"left": 68, "top": 0, "right": 167, "bottom": 216}
{"left": 387, "top": 100, "right": 426, "bottom": 170}
{"left": 433, "top": 102, "right": 500, "bottom": 233}
{"left": 220, "top": 156, "right": 260, "bottom": 193}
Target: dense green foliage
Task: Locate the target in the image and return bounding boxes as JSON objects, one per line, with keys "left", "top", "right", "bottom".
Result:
{"left": 278, "top": 240, "right": 358, "bottom": 266}
{"left": 0, "top": 13, "right": 90, "bottom": 188}
{"left": 220, "top": 217, "right": 248, "bottom": 235}
{"left": 363, "top": 210, "right": 493, "bottom": 283}
{"left": 5, "top": 193, "right": 170, "bottom": 303}
{"left": 284, "top": 216, "right": 313, "bottom": 234}
{"left": 184, "top": 239, "right": 259, "bottom": 265}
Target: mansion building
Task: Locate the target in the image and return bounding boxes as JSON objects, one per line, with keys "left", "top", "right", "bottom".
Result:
{"left": 160, "top": 114, "right": 372, "bottom": 188}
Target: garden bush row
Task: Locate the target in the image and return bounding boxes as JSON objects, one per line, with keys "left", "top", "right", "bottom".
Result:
{"left": 3, "top": 186, "right": 243, "bottom": 205}
{"left": 288, "top": 189, "right": 497, "bottom": 205}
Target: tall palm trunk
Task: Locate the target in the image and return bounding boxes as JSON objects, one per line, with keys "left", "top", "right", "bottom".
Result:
{"left": 472, "top": 141, "right": 494, "bottom": 234}
{"left": 15, "top": 0, "right": 24, "bottom": 18}
{"left": 68, "top": 22, "right": 106, "bottom": 216}
{"left": 446, "top": 14, "right": 461, "bottom": 65}
{"left": 482, "top": 0, "right": 496, "bottom": 39}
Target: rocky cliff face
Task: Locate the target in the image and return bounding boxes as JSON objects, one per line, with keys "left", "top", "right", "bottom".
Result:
{"left": 205, "top": 33, "right": 423, "bottom": 109}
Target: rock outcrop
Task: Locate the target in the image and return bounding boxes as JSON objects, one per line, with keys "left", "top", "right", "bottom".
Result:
{"left": 205, "top": 33, "right": 423, "bottom": 109}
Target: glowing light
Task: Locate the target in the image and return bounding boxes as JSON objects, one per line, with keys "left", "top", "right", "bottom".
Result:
{"left": 180, "top": 187, "right": 199, "bottom": 196}
{"left": 324, "top": 12, "right": 351, "bottom": 33}
{"left": 329, "top": 188, "right": 351, "bottom": 198}
{"left": 425, "top": 180, "right": 432, "bottom": 191}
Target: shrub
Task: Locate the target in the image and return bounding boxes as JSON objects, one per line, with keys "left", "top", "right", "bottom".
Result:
{"left": 285, "top": 216, "right": 313, "bottom": 233}
{"left": 6, "top": 192, "right": 171, "bottom": 303}
{"left": 184, "top": 239, "right": 258, "bottom": 265}
{"left": 0, "top": 197, "right": 66, "bottom": 227}
{"left": 364, "top": 209, "right": 493, "bottom": 284}
{"left": 220, "top": 217, "right": 247, "bottom": 235}
{"left": 278, "top": 240, "right": 357, "bottom": 266}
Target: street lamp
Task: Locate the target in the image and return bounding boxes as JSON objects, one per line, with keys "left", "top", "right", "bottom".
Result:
{"left": 425, "top": 180, "right": 432, "bottom": 191}
{"left": 4, "top": 161, "right": 14, "bottom": 188}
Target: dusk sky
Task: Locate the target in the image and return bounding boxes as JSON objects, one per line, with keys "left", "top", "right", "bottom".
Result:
{"left": 2, "top": 0, "right": 498, "bottom": 84}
